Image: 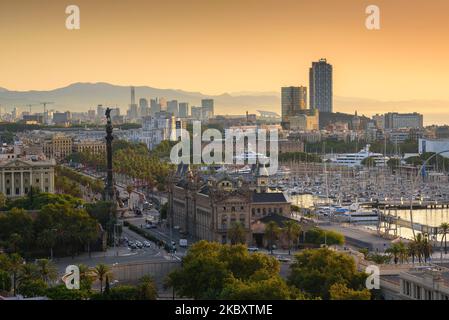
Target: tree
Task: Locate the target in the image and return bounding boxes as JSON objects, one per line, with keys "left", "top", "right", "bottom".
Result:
{"left": 137, "top": 275, "right": 158, "bottom": 300}
{"left": 220, "top": 272, "right": 301, "bottom": 300}
{"left": 227, "top": 222, "right": 246, "bottom": 245}
{"left": 35, "top": 259, "right": 58, "bottom": 284}
{"left": 386, "top": 243, "right": 403, "bottom": 264}
{"left": 93, "top": 264, "right": 112, "bottom": 294}
{"left": 166, "top": 241, "right": 281, "bottom": 300}
{"left": 37, "top": 230, "right": 57, "bottom": 260}
{"left": 264, "top": 221, "right": 280, "bottom": 254}
{"left": 0, "top": 192, "right": 6, "bottom": 208}
{"left": 282, "top": 221, "right": 301, "bottom": 255}
{"left": 288, "top": 248, "right": 369, "bottom": 299}
{"left": 78, "top": 264, "right": 94, "bottom": 291}
{"left": 329, "top": 283, "right": 371, "bottom": 300}
{"left": 6, "top": 253, "right": 24, "bottom": 295}
{"left": 17, "top": 279, "right": 47, "bottom": 298}
{"left": 439, "top": 223, "right": 449, "bottom": 255}
{"left": 45, "top": 284, "right": 90, "bottom": 300}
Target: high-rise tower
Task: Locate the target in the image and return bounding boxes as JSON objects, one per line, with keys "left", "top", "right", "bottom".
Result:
{"left": 309, "top": 58, "right": 333, "bottom": 113}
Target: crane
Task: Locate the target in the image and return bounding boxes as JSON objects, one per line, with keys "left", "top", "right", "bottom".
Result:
{"left": 39, "top": 101, "right": 54, "bottom": 124}
{"left": 25, "top": 103, "right": 40, "bottom": 113}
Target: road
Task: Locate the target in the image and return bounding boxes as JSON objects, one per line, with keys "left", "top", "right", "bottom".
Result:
{"left": 54, "top": 225, "right": 179, "bottom": 273}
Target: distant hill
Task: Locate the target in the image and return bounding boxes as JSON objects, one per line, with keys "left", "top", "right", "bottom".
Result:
{"left": 0, "top": 83, "right": 448, "bottom": 124}
{"left": 0, "top": 82, "right": 280, "bottom": 116}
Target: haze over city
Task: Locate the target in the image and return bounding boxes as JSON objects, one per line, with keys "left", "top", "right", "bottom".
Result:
{"left": 1, "top": 0, "right": 449, "bottom": 124}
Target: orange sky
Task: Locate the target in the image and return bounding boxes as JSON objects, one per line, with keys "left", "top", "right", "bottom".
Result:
{"left": 1, "top": 0, "right": 449, "bottom": 101}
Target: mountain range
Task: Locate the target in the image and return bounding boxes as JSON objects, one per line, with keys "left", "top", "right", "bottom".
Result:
{"left": 0, "top": 82, "right": 447, "bottom": 125}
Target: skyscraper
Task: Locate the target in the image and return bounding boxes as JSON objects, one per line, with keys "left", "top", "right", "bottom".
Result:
{"left": 201, "top": 99, "right": 214, "bottom": 118}
{"left": 178, "top": 102, "right": 189, "bottom": 118}
{"left": 281, "top": 86, "right": 302, "bottom": 129}
{"left": 150, "top": 98, "right": 161, "bottom": 116}
{"left": 139, "top": 98, "right": 149, "bottom": 117}
{"left": 128, "top": 86, "right": 139, "bottom": 120}
{"left": 309, "top": 58, "right": 333, "bottom": 113}
{"left": 167, "top": 100, "right": 179, "bottom": 116}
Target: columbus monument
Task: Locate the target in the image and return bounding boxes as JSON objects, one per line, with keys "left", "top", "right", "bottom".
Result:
{"left": 104, "top": 107, "right": 115, "bottom": 201}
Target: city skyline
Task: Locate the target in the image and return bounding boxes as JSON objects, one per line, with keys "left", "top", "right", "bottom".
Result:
{"left": 1, "top": 0, "right": 449, "bottom": 104}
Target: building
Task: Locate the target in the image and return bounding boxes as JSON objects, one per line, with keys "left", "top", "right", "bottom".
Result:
{"left": 169, "top": 163, "right": 291, "bottom": 245}
{"left": 419, "top": 138, "right": 449, "bottom": 158}
{"left": 201, "top": 99, "right": 214, "bottom": 119}
{"left": 288, "top": 109, "right": 319, "bottom": 131}
{"left": 384, "top": 112, "right": 423, "bottom": 129}
{"left": 178, "top": 102, "right": 189, "bottom": 118}
{"left": 53, "top": 112, "right": 71, "bottom": 126}
{"left": 42, "top": 135, "right": 73, "bottom": 160}
{"left": 281, "top": 86, "right": 302, "bottom": 129}
{"left": 167, "top": 100, "right": 179, "bottom": 117}
{"left": 309, "top": 58, "right": 333, "bottom": 113}
{"left": 191, "top": 106, "right": 202, "bottom": 120}
{"left": 373, "top": 114, "right": 385, "bottom": 129}
{"left": 139, "top": 98, "right": 149, "bottom": 117}
{"left": 73, "top": 140, "right": 106, "bottom": 155}
{"left": 380, "top": 266, "right": 449, "bottom": 300}
{"left": 278, "top": 139, "right": 305, "bottom": 154}
{"left": 150, "top": 99, "right": 162, "bottom": 116}
{"left": 139, "top": 112, "right": 179, "bottom": 150}
{"left": 0, "top": 158, "right": 56, "bottom": 197}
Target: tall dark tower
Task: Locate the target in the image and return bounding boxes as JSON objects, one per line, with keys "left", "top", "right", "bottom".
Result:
{"left": 104, "top": 107, "right": 115, "bottom": 201}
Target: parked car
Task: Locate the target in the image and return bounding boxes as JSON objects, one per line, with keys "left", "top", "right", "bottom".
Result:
{"left": 143, "top": 241, "right": 151, "bottom": 247}
{"left": 276, "top": 255, "right": 291, "bottom": 263}
{"left": 179, "top": 239, "right": 188, "bottom": 248}
{"left": 247, "top": 247, "right": 259, "bottom": 252}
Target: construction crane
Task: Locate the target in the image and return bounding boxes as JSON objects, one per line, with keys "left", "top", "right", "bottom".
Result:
{"left": 25, "top": 103, "right": 40, "bottom": 113}
{"left": 39, "top": 101, "right": 54, "bottom": 124}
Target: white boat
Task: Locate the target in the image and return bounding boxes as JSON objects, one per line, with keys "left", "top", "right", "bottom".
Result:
{"left": 332, "top": 145, "right": 389, "bottom": 167}
{"left": 334, "top": 203, "right": 379, "bottom": 222}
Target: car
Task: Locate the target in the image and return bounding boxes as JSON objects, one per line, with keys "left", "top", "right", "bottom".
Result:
{"left": 247, "top": 247, "right": 259, "bottom": 252}
{"left": 129, "top": 243, "right": 137, "bottom": 250}
{"left": 276, "top": 255, "right": 291, "bottom": 263}
{"left": 143, "top": 241, "right": 151, "bottom": 247}
{"left": 135, "top": 241, "right": 143, "bottom": 248}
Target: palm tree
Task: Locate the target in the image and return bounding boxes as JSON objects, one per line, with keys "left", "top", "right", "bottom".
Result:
{"left": 7, "top": 253, "right": 24, "bottom": 295}
{"left": 386, "top": 243, "right": 401, "bottom": 264}
{"left": 422, "top": 234, "right": 433, "bottom": 263}
{"left": 93, "top": 263, "right": 112, "bottom": 293}
{"left": 78, "top": 264, "right": 94, "bottom": 291}
{"left": 137, "top": 275, "right": 158, "bottom": 300}
{"left": 282, "top": 221, "right": 301, "bottom": 255}
{"left": 264, "top": 221, "right": 280, "bottom": 254}
{"left": 407, "top": 241, "right": 417, "bottom": 264}
{"left": 36, "top": 259, "right": 58, "bottom": 284}
{"left": 439, "top": 222, "right": 449, "bottom": 255}
{"left": 227, "top": 222, "right": 246, "bottom": 245}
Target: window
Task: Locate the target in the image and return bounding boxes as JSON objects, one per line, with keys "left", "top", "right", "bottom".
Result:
{"left": 36, "top": 179, "right": 40, "bottom": 183}
{"left": 15, "top": 188, "right": 19, "bottom": 195}
{"left": 6, "top": 188, "right": 10, "bottom": 195}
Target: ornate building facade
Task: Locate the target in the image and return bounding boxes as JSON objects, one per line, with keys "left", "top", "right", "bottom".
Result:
{"left": 169, "top": 163, "right": 291, "bottom": 245}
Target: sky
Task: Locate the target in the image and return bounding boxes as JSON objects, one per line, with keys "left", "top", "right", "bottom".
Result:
{"left": 1, "top": 0, "right": 449, "bottom": 102}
